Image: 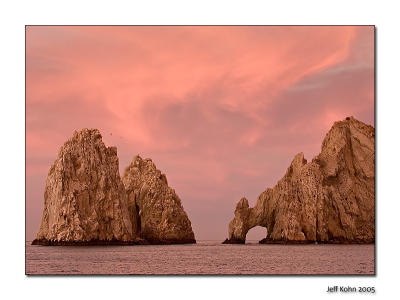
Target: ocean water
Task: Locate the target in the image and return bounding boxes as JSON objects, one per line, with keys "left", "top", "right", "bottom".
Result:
{"left": 26, "top": 241, "right": 374, "bottom": 275}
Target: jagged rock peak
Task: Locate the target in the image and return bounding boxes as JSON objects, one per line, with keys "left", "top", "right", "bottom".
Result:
{"left": 321, "top": 116, "right": 374, "bottom": 154}
{"left": 123, "top": 155, "right": 196, "bottom": 244}
{"left": 127, "top": 155, "right": 168, "bottom": 185}
{"left": 223, "top": 117, "right": 375, "bottom": 244}
{"left": 32, "top": 128, "right": 140, "bottom": 245}
{"left": 236, "top": 197, "right": 249, "bottom": 210}
{"left": 285, "top": 152, "right": 307, "bottom": 178}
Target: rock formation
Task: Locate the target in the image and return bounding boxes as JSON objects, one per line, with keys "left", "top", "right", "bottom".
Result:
{"left": 122, "top": 155, "right": 196, "bottom": 244}
{"left": 32, "top": 129, "right": 142, "bottom": 245}
{"left": 223, "top": 117, "right": 374, "bottom": 244}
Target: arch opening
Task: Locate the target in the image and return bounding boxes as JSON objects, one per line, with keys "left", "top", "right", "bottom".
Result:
{"left": 245, "top": 226, "right": 267, "bottom": 244}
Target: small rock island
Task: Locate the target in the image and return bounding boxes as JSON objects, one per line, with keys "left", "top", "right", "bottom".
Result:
{"left": 32, "top": 129, "right": 195, "bottom": 245}
{"left": 223, "top": 117, "right": 375, "bottom": 244}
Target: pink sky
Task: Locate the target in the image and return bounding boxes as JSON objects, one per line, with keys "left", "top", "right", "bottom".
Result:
{"left": 26, "top": 26, "right": 374, "bottom": 241}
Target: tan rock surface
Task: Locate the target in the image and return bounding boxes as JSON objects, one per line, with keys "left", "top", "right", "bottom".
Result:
{"left": 223, "top": 117, "right": 375, "bottom": 244}
{"left": 32, "top": 129, "right": 138, "bottom": 245}
{"left": 122, "top": 155, "right": 196, "bottom": 244}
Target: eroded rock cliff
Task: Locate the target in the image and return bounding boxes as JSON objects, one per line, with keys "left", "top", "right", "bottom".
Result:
{"left": 223, "top": 117, "right": 375, "bottom": 244}
{"left": 122, "top": 155, "right": 196, "bottom": 244}
{"left": 32, "top": 129, "right": 141, "bottom": 245}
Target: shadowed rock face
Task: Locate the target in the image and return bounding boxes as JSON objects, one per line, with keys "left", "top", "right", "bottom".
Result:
{"left": 32, "top": 129, "right": 136, "bottom": 245}
{"left": 122, "top": 155, "right": 196, "bottom": 244}
{"left": 223, "top": 117, "right": 375, "bottom": 244}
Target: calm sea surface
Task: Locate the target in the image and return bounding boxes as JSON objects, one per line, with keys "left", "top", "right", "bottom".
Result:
{"left": 26, "top": 241, "right": 374, "bottom": 275}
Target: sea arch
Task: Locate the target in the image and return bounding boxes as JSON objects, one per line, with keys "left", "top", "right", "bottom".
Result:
{"left": 223, "top": 197, "right": 269, "bottom": 244}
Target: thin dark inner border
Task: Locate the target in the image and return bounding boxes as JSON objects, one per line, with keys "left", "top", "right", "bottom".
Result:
{"left": 24, "top": 25, "right": 376, "bottom": 277}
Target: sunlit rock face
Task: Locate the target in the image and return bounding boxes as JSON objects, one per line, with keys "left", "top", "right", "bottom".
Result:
{"left": 32, "top": 129, "right": 138, "bottom": 245}
{"left": 223, "top": 117, "right": 375, "bottom": 244}
{"left": 123, "top": 155, "right": 196, "bottom": 244}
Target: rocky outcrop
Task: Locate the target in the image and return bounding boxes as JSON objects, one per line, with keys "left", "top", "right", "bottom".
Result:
{"left": 223, "top": 117, "right": 375, "bottom": 244}
{"left": 32, "top": 129, "right": 141, "bottom": 245}
{"left": 32, "top": 129, "right": 196, "bottom": 246}
{"left": 122, "top": 155, "right": 196, "bottom": 244}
